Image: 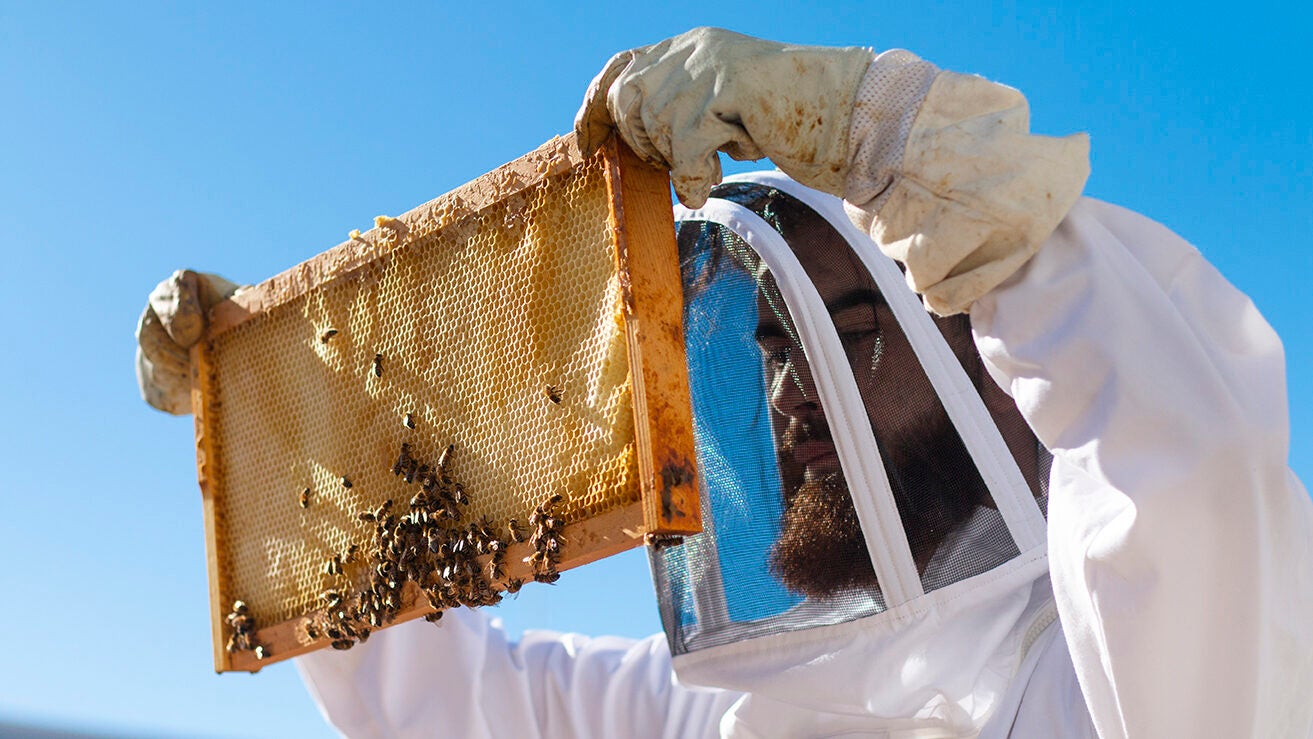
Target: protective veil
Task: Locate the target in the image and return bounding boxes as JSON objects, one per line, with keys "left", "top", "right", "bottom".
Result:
{"left": 657, "top": 172, "right": 1053, "bottom": 733}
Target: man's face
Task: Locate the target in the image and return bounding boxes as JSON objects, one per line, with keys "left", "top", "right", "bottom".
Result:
{"left": 753, "top": 247, "right": 948, "bottom": 483}
{"left": 753, "top": 231, "right": 983, "bottom": 597}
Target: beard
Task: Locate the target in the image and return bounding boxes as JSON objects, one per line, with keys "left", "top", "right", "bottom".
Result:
{"left": 768, "top": 405, "right": 988, "bottom": 599}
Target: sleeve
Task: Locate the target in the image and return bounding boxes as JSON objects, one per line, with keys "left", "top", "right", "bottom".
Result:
{"left": 295, "top": 607, "right": 743, "bottom": 739}
{"left": 969, "top": 197, "right": 1313, "bottom": 738}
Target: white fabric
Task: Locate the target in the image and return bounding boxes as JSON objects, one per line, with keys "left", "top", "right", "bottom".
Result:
{"left": 297, "top": 608, "right": 742, "bottom": 738}
{"left": 972, "top": 197, "right": 1313, "bottom": 738}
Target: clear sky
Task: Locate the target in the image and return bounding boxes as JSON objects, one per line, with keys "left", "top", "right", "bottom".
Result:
{"left": 1, "top": 2, "right": 1309, "bottom": 737}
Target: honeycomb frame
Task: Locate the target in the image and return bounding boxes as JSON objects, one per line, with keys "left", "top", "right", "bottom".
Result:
{"left": 190, "top": 135, "right": 699, "bottom": 672}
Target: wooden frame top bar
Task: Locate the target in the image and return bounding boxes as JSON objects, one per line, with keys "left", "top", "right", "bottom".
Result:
{"left": 209, "top": 135, "right": 585, "bottom": 337}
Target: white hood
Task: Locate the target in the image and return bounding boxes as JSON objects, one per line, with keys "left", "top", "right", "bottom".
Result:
{"left": 657, "top": 172, "right": 1053, "bottom": 735}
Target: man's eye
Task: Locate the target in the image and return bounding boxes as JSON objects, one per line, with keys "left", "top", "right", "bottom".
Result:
{"left": 761, "top": 343, "right": 792, "bottom": 367}
{"left": 837, "top": 328, "right": 878, "bottom": 346}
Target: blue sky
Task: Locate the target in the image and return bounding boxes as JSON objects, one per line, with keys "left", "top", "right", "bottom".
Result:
{"left": 1, "top": 2, "right": 1309, "bottom": 736}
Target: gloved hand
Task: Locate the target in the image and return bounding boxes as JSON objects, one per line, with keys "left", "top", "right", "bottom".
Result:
{"left": 135, "top": 270, "right": 242, "bottom": 415}
{"left": 574, "top": 27, "right": 872, "bottom": 208}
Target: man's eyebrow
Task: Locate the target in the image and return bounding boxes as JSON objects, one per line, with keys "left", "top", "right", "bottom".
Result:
{"left": 754, "top": 323, "right": 787, "bottom": 342}
{"left": 755, "top": 289, "right": 883, "bottom": 342}
{"left": 827, "top": 289, "right": 885, "bottom": 315}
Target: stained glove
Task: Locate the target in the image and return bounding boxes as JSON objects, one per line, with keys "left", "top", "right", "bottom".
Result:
{"left": 845, "top": 58, "right": 1090, "bottom": 315}
{"left": 135, "top": 270, "right": 242, "bottom": 415}
{"left": 579, "top": 29, "right": 1090, "bottom": 316}
{"left": 574, "top": 27, "right": 872, "bottom": 208}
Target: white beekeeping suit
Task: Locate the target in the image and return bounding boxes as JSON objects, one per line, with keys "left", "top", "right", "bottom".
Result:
{"left": 187, "top": 27, "right": 1309, "bottom": 739}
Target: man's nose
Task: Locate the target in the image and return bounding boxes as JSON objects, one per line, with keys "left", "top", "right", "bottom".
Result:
{"left": 768, "top": 348, "right": 820, "bottom": 419}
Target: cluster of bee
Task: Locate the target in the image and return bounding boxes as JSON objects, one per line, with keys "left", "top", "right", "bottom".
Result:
{"left": 303, "top": 589, "right": 371, "bottom": 651}
{"left": 225, "top": 600, "right": 266, "bottom": 660}
{"left": 526, "top": 494, "right": 565, "bottom": 584}
{"left": 300, "top": 442, "right": 560, "bottom": 651}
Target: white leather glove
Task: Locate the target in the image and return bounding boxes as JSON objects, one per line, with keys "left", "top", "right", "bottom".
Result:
{"left": 574, "top": 27, "right": 872, "bottom": 208}
{"left": 135, "top": 270, "right": 242, "bottom": 415}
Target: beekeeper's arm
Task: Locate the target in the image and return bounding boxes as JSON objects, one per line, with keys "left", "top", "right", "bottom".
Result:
{"left": 296, "top": 608, "right": 742, "bottom": 739}
{"left": 578, "top": 27, "right": 1313, "bottom": 738}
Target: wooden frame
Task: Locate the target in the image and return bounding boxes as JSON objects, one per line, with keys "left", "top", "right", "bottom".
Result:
{"left": 190, "top": 134, "right": 699, "bottom": 672}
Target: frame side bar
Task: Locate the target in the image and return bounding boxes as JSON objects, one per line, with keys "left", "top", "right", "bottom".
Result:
{"left": 191, "top": 340, "right": 232, "bottom": 673}
{"left": 604, "top": 137, "right": 701, "bottom": 536}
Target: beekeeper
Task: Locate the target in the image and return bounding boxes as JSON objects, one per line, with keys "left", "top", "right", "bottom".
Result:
{"left": 137, "top": 27, "right": 1313, "bottom": 738}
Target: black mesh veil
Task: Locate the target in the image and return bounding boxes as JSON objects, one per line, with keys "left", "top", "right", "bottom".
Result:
{"left": 653, "top": 177, "right": 1046, "bottom": 658}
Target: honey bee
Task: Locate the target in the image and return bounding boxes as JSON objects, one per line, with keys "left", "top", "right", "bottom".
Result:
{"left": 436, "top": 444, "right": 454, "bottom": 471}
{"left": 331, "top": 639, "right": 355, "bottom": 651}
{"left": 303, "top": 619, "right": 320, "bottom": 640}
{"left": 424, "top": 611, "right": 444, "bottom": 623}
{"left": 373, "top": 353, "right": 384, "bottom": 377}
{"left": 320, "top": 590, "right": 343, "bottom": 608}
{"left": 507, "top": 519, "right": 525, "bottom": 543}
{"left": 475, "top": 516, "right": 494, "bottom": 538}
{"left": 452, "top": 484, "right": 469, "bottom": 506}
{"left": 403, "top": 413, "right": 416, "bottom": 429}
{"left": 299, "top": 487, "right": 311, "bottom": 509}
{"left": 645, "top": 533, "right": 685, "bottom": 551}
{"left": 504, "top": 578, "right": 524, "bottom": 595}
{"left": 254, "top": 645, "right": 268, "bottom": 661}
{"left": 404, "top": 461, "right": 424, "bottom": 485}
{"left": 341, "top": 476, "right": 353, "bottom": 489}
{"left": 545, "top": 384, "right": 563, "bottom": 404}
{"left": 320, "top": 328, "right": 339, "bottom": 343}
